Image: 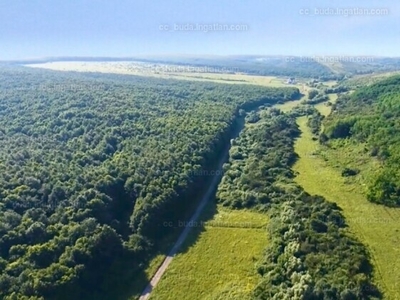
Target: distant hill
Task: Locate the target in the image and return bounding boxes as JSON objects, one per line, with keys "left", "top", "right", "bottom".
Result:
{"left": 5, "top": 55, "right": 400, "bottom": 79}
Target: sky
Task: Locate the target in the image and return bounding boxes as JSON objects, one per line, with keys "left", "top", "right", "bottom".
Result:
{"left": 1, "top": 0, "right": 399, "bottom": 60}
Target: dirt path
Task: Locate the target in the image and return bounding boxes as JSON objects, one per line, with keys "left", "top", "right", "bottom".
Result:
{"left": 138, "top": 97, "right": 322, "bottom": 300}
{"left": 139, "top": 147, "right": 230, "bottom": 300}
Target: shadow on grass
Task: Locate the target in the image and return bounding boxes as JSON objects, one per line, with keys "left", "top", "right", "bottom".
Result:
{"left": 104, "top": 100, "right": 289, "bottom": 299}
{"left": 116, "top": 193, "right": 220, "bottom": 300}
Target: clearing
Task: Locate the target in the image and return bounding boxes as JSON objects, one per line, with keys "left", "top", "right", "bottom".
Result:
{"left": 292, "top": 102, "right": 400, "bottom": 299}
{"left": 148, "top": 204, "right": 268, "bottom": 300}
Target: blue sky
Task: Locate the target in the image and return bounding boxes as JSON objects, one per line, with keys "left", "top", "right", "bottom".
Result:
{"left": 1, "top": 0, "right": 399, "bottom": 60}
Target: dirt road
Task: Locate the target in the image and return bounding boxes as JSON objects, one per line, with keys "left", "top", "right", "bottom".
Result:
{"left": 139, "top": 147, "right": 231, "bottom": 300}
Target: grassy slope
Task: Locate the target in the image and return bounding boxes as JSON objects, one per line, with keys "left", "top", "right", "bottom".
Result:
{"left": 292, "top": 104, "right": 400, "bottom": 299}
{"left": 344, "top": 71, "right": 400, "bottom": 88}
{"left": 149, "top": 203, "right": 268, "bottom": 300}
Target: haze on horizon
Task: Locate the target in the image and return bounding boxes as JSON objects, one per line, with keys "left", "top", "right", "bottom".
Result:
{"left": 1, "top": 0, "right": 399, "bottom": 60}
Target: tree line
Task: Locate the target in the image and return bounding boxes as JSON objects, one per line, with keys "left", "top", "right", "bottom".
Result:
{"left": 216, "top": 107, "right": 379, "bottom": 299}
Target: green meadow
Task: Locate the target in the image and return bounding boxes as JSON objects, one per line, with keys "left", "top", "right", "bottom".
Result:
{"left": 149, "top": 203, "right": 268, "bottom": 300}
{"left": 293, "top": 112, "right": 400, "bottom": 300}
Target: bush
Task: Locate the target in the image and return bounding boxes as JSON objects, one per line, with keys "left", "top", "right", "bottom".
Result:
{"left": 341, "top": 168, "right": 360, "bottom": 177}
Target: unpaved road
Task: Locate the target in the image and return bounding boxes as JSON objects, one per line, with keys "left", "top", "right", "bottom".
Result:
{"left": 139, "top": 145, "right": 231, "bottom": 300}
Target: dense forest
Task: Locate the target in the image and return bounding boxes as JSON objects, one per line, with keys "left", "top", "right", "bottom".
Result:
{"left": 216, "top": 108, "right": 379, "bottom": 299}
{"left": 0, "top": 66, "right": 300, "bottom": 299}
{"left": 323, "top": 75, "right": 400, "bottom": 206}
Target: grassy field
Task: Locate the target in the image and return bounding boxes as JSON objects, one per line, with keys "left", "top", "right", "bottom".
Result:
{"left": 293, "top": 115, "right": 400, "bottom": 300}
{"left": 345, "top": 71, "right": 400, "bottom": 88}
{"left": 314, "top": 93, "right": 338, "bottom": 116}
{"left": 148, "top": 202, "right": 268, "bottom": 300}
{"left": 274, "top": 98, "right": 303, "bottom": 112}
{"left": 26, "top": 61, "right": 302, "bottom": 88}
{"left": 273, "top": 87, "right": 337, "bottom": 114}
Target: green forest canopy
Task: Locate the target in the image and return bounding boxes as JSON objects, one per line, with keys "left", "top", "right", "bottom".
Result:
{"left": 217, "top": 108, "right": 378, "bottom": 299}
{"left": 0, "top": 66, "right": 299, "bottom": 299}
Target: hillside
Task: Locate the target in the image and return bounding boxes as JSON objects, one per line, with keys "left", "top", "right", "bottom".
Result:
{"left": 323, "top": 75, "right": 400, "bottom": 206}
